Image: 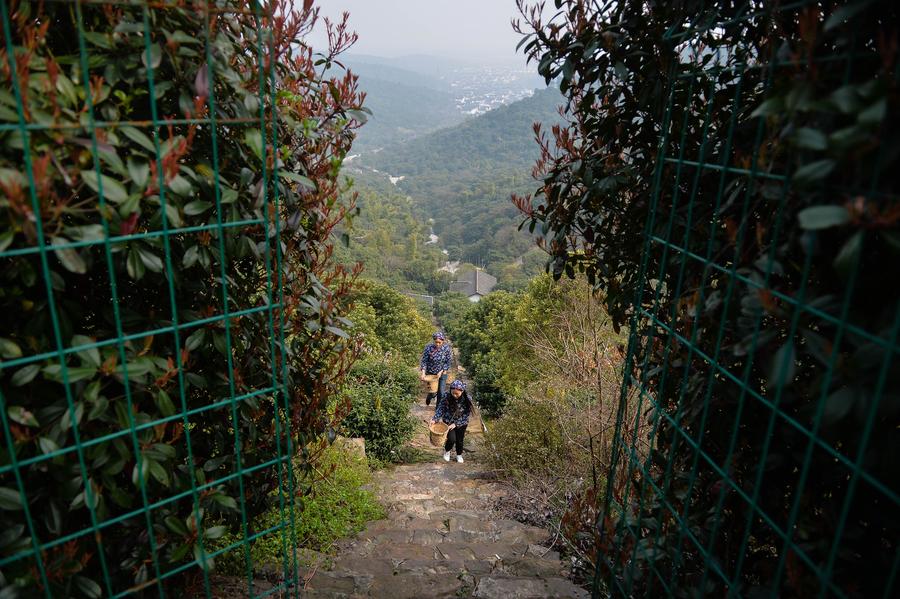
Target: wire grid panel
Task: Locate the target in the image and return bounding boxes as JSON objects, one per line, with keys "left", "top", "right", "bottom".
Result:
{"left": 599, "top": 3, "right": 899, "bottom": 598}
{"left": 1, "top": 1, "right": 300, "bottom": 597}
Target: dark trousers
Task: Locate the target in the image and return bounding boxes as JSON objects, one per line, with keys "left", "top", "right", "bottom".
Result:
{"left": 444, "top": 425, "right": 467, "bottom": 454}
{"left": 425, "top": 373, "right": 447, "bottom": 406}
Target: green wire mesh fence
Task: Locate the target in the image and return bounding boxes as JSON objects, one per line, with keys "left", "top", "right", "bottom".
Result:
{"left": 597, "top": 2, "right": 899, "bottom": 597}
{"left": 0, "top": 0, "right": 361, "bottom": 596}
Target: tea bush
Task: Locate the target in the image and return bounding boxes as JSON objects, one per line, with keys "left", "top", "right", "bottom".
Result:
{"left": 339, "top": 357, "right": 417, "bottom": 463}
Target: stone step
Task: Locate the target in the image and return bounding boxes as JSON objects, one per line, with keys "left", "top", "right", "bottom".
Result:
{"left": 301, "top": 569, "right": 585, "bottom": 599}
{"left": 473, "top": 576, "right": 589, "bottom": 599}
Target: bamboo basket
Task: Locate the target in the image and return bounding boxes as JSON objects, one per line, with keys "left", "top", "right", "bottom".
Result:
{"left": 428, "top": 421, "right": 449, "bottom": 447}
{"left": 421, "top": 373, "right": 440, "bottom": 394}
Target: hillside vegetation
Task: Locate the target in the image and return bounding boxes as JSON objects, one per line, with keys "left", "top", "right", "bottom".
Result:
{"left": 348, "top": 87, "right": 564, "bottom": 288}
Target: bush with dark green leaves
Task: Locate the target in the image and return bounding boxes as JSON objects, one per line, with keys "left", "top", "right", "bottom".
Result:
{"left": 347, "top": 280, "right": 433, "bottom": 364}
{"left": 0, "top": 1, "right": 363, "bottom": 596}
{"left": 339, "top": 357, "right": 417, "bottom": 463}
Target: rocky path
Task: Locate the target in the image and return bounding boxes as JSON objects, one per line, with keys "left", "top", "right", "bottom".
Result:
{"left": 300, "top": 399, "right": 587, "bottom": 598}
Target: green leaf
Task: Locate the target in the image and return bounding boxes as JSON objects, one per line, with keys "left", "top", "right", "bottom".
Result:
{"left": 60, "top": 402, "right": 85, "bottom": 432}
{"left": 184, "top": 200, "right": 212, "bottom": 215}
{"left": 155, "top": 389, "right": 176, "bottom": 417}
{"left": 792, "top": 159, "right": 835, "bottom": 186}
{"left": 182, "top": 245, "right": 201, "bottom": 268}
{"left": 0, "top": 337, "right": 22, "bottom": 359}
{"left": 834, "top": 231, "right": 863, "bottom": 280}
{"left": 119, "top": 126, "right": 157, "bottom": 153}
{"left": 7, "top": 406, "right": 39, "bottom": 427}
{"left": 55, "top": 73, "right": 79, "bottom": 107}
{"left": 83, "top": 31, "right": 112, "bottom": 49}
{"left": 0, "top": 230, "right": 13, "bottom": 253}
{"left": 138, "top": 247, "right": 164, "bottom": 272}
{"left": 791, "top": 127, "right": 827, "bottom": 151}
{"left": 0, "top": 524, "right": 25, "bottom": 549}
{"left": 38, "top": 437, "right": 59, "bottom": 456}
{"left": 11, "top": 364, "right": 40, "bottom": 387}
{"left": 797, "top": 206, "right": 849, "bottom": 230}
{"left": 165, "top": 515, "right": 189, "bottom": 536}
{"left": 751, "top": 96, "right": 784, "bottom": 118}
{"left": 768, "top": 341, "right": 796, "bottom": 388}
{"left": 278, "top": 170, "right": 316, "bottom": 190}
{"left": 325, "top": 325, "right": 349, "bottom": 339}
{"left": 830, "top": 86, "right": 860, "bottom": 114}
{"left": 169, "top": 30, "right": 201, "bottom": 45}
{"left": 148, "top": 459, "right": 170, "bottom": 487}
{"left": 194, "top": 543, "right": 214, "bottom": 570}
{"left": 858, "top": 98, "right": 886, "bottom": 126}
{"left": 168, "top": 175, "right": 193, "bottom": 196}
{"left": 221, "top": 187, "right": 238, "bottom": 204}
{"left": 127, "top": 248, "right": 146, "bottom": 280}
{"left": 127, "top": 157, "right": 150, "bottom": 190}
{"left": 43, "top": 365, "right": 96, "bottom": 383}
{"left": 823, "top": 387, "right": 856, "bottom": 425}
{"left": 244, "top": 129, "right": 263, "bottom": 160}
{"left": 132, "top": 457, "right": 150, "bottom": 486}
{"left": 0, "top": 487, "right": 23, "bottom": 511}
{"left": 74, "top": 576, "right": 103, "bottom": 599}
{"left": 212, "top": 493, "right": 238, "bottom": 510}
{"left": 204, "top": 525, "right": 226, "bottom": 540}
{"left": 185, "top": 328, "right": 206, "bottom": 351}
{"left": 81, "top": 170, "right": 128, "bottom": 203}
{"left": 142, "top": 43, "right": 163, "bottom": 69}
{"left": 72, "top": 334, "right": 102, "bottom": 367}
{"left": 51, "top": 238, "right": 87, "bottom": 274}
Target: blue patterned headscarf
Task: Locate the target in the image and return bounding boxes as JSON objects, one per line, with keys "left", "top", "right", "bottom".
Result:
{"left": 449, "top": 380, "right": 466, "bottom": 391}
{"left": 432, "top": 331, "right": 446, "bottom": 340}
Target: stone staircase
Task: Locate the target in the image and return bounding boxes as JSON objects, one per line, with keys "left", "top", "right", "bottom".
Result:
{"left": 299, "top": 401, "right": 588, "bottom": 598}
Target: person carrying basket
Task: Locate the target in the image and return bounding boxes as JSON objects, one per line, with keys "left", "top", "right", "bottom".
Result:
{"left": 431, "top": 379, "right": 471, "bottom": 463}
{"left": 419, "top": 331, "right": 452, "bottom": 406}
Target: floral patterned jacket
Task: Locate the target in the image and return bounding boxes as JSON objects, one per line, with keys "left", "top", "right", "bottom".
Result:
{"left": 419, "top": 342, "right": 452, "bottom": 374}
{"left": 433, "top": 392, "right": 471, "bottom": 427}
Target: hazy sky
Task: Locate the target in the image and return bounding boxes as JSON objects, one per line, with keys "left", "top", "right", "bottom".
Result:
{"left": 309, "top": 0, "right": 529, "bottom": 64}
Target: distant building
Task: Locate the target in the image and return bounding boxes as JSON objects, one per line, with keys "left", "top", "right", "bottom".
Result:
{"left": 450, "top": 269, "right": 497, "bottom": 302}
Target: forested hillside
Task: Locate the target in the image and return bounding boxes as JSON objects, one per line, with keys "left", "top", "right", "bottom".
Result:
{"left": 334, "top": 172, "right": 449, "bottom": 294}
{"left": 363, "top": 86, "right": 563, "bottom": 181}
{"left": 345, "top": 64, "right": 465, "bottom": 150}
{"left": 345, "top": 87, "right": 563, "bottom": 288}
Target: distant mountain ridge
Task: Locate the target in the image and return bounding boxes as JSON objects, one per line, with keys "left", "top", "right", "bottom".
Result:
{"left": 361, "top": 86, "right": 563, "bottom": 179}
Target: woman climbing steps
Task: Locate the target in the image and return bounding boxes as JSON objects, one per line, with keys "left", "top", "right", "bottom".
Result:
{"left": 419, "top": 331, "right": 452, "bottom": 406}
{"left": 431, "top": 379, "right": 471, "bottom": 463}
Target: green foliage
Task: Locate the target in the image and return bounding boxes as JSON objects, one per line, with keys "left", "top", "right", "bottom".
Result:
{"left": 517, "top": 0, "right": 900, "bottom": 595}
{"left": 335, "top": 181, "right": 449, "bottom": 294}
{"left": 485, "top": 398, "right": 565, "bottom": 479}
{"left": 0, "top": 2, "right": 363, "bottom": 595}
{"left": 452, "top": 292, "right": 518, "bottom": 416}
{"left": 449, "top": 275, "right": 623, "bottom": 418}
{"left": 211, "top": 443, "right": 384, "bottom": 575}
{"left": 433, "top": 292, "right": 473, "bottom": 339}
{"left": 339, "top": 357, "right": 418, "bottom": 463}
{"left": 348, "top": 280, "right": 433, "bottom": 363}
